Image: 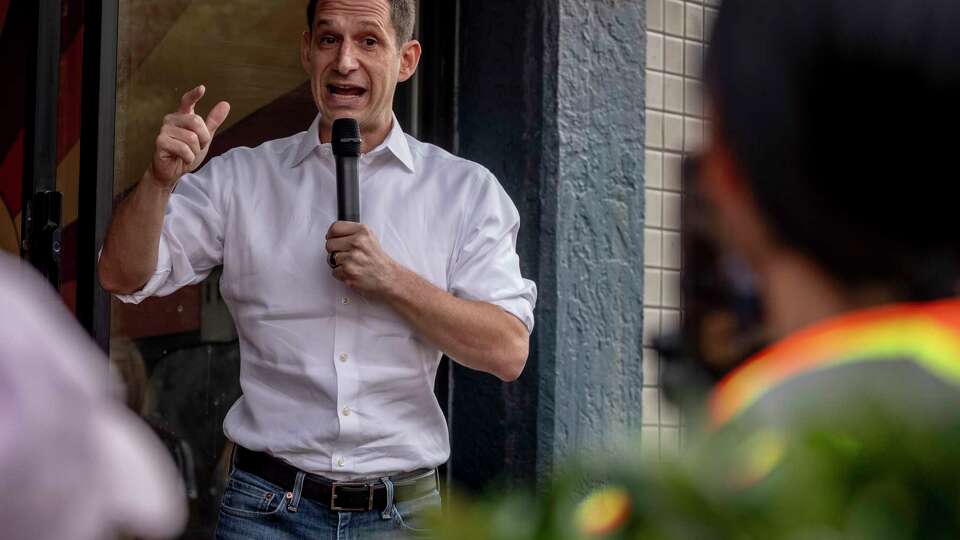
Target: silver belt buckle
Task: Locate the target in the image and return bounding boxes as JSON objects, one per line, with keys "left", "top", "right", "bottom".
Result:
{"left": 330, "top": 481, "right": 376, "bottom": 512}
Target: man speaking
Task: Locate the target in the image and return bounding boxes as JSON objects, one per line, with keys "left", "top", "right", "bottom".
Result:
{"left": 98, "top": 1, "right": 537, "bottom": 537}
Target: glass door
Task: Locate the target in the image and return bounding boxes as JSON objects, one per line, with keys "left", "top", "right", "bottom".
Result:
{"left": 110, "top": 2, "right": 317, "bottom": 536}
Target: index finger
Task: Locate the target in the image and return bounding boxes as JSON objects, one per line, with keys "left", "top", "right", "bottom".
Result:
{"left": 178, "top": 85, "right": 206, "bottom": 114}
{"left": 326, "top": 221, "right": 364, "bottom": 239}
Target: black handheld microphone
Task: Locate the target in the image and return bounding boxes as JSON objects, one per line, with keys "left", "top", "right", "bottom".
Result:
{"left": 332, "top": 118, "right": 362, "bottom": 222}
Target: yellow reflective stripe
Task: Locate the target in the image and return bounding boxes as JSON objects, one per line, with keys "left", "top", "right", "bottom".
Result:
{"left": 712, "top": 316, "right": 960, "bottom": 428}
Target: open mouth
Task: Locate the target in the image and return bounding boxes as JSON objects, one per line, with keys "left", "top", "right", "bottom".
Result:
{"left": 327, "top": 84, "right": 367, "bottom": 97}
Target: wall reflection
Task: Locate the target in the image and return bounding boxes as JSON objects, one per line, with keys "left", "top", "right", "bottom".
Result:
{"left": 114, "top": 1, "right": 316, "bottom": 536}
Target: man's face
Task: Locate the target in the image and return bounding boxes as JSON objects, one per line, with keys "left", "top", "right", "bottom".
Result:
{"left": 301, "top": 0, "right": 420, "bottom": 138}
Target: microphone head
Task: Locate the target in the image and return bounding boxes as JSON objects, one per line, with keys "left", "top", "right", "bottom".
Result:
{"left": 332, "top": 118, "right": 362, "bottom": 157}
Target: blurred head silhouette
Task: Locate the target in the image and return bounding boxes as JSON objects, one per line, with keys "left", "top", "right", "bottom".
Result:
{"left": 698, "top": 0, "right": 960, "bottom": 338}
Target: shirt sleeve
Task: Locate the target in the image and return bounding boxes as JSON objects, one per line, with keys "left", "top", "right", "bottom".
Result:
{"left": 448, "top": 170, "right": 537, "bottom": 333}
{"left": 114, "top": 156, "right": 229, "bottom": 305}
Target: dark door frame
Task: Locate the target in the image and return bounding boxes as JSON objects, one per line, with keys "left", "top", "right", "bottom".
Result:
{"left": 23, "top": 0, "right": 60, "bottom": 210}
{"left": 77, "top": 0, "right": 118, "bottom": 353}
{"left": 22, "top": 0, "right": 62, "bottom": 288}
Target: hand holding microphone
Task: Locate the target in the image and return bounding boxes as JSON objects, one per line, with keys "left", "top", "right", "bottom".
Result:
{"left": 326, "top": 119, "right": 402, "bottom": 296}
{"left": 328, "top": 118, "right": 361, "bottom": 270}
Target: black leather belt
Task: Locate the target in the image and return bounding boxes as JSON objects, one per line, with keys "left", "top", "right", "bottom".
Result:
{"left": 233, "top": 446, "right": 438, "bottom": 512}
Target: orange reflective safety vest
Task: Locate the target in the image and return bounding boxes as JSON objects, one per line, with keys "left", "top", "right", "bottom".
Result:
{"left": 709, "top": 298, "right": 960, "bottom": 430}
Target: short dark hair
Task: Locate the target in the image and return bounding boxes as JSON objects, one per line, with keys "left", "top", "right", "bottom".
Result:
{"left": 705, "top": 0, "right": 960, "bottom": 299}
{"left": 306, "top": 0, "right": 416, "bottom": 44}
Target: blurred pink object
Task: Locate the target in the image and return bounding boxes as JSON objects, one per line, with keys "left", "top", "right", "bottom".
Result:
{"left": 0, "top": 252, "right": 186, "bottom": 540}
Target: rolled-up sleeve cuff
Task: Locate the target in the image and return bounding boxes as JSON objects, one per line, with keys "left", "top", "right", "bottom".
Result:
{"left": 114, "top": 239, "right": 173, "bottom": 305}
{"left": 488, "top": 280, "right": 537, "bottom": 334}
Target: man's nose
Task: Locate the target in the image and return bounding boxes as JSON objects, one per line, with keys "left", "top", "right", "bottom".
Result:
{"left": 335, "top": 41, "right": 359, "bottom": 74}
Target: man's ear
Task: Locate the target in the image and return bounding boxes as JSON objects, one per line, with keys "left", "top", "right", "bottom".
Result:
{"left": 699, "top": 120, "right": 776, "bottom": 267}
{"left": 701, "top": 134, "right": 744, "bottom": 206}
{"left": 301, "top": 30, "right": 312, "bottom": 74}
{"left": 398, "top": 40, "right": 422, "bottom": 83}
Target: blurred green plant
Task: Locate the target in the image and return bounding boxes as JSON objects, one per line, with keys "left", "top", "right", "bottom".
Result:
{"left": 432, "top": 403, "right": 960, "bottom": 540}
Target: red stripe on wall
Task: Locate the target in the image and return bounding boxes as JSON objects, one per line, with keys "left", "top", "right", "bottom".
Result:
{"left": 0, "top": 130, "right": 22, "bottom": 218}
{"left": 57, "top": 3, "right": 84, "bottom": 163}
{"left": 0, "top": 0, "right": 25, "bottom": 218}
{"left": 0, "top": 0, "right": 9, "bottom": 35}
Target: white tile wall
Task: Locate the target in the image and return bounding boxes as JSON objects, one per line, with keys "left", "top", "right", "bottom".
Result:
{"left": 648, "top": 33, "right": 664, "bottom": 70}
{"left": 644, "top": 269, "right": 662, "bottom": 305}
{"left": 644, "top": 0, "right": 717, "bottom": 457}
{"left": 664, "top": 113, "right": 684, "bottom": 151}
{"left": 664, "top": 37, "right": 684, "bottom": 74}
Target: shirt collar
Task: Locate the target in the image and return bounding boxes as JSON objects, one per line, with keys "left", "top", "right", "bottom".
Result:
{"left": 290, "top": 113, "right": 415, "bottom": 173}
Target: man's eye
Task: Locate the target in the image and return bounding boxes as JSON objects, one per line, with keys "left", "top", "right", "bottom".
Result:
{"left": 363, "top": 38, "right": 378, "bottom": 47}
{"left": 318, "top": 35, "right": 337, "bottom": 45}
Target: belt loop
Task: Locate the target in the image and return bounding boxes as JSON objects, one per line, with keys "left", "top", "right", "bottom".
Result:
{"left": 228, "top": 444, "right": 238, "bottom": 474}
{"left": 380, "top": 476, "right": 395, "bottom": 520}
{"left": 287, "top": 471, "right": 307, "bottom": 513}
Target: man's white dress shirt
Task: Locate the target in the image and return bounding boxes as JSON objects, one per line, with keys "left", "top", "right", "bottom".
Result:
{"left": 117, "top": 115, "right": 537, "bottom": 480}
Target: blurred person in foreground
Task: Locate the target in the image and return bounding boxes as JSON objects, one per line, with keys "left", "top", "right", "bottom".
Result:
{"left": 0, "top": 252, "right": 186, "bottom": 540}
{"left": 434, "top": 0, "right": 960, "bottom": 538}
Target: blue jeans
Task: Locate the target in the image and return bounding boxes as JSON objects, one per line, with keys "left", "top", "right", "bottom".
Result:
{"left": 215, "top": 467, "right": 440, "bottom": 539}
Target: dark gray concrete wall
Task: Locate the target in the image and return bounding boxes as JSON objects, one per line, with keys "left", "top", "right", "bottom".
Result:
{"left": 451, "top": 0, "right": 646, "bottom": 489}
{"left": 539, "top": 0, "right": 647, "bottom": 470}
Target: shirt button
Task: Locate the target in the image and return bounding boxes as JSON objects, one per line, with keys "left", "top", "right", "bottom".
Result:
{"left": 339, "top": 353, "right": 349, "bottom": 363}
{"left": 342, "top": 297, "right": 351, "bottom": 305}
{"left": 342, "top": 406, "right": 351, "bottom": 417}
{"left": 337, "top": 457, "right": 345, "bottom": 467}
